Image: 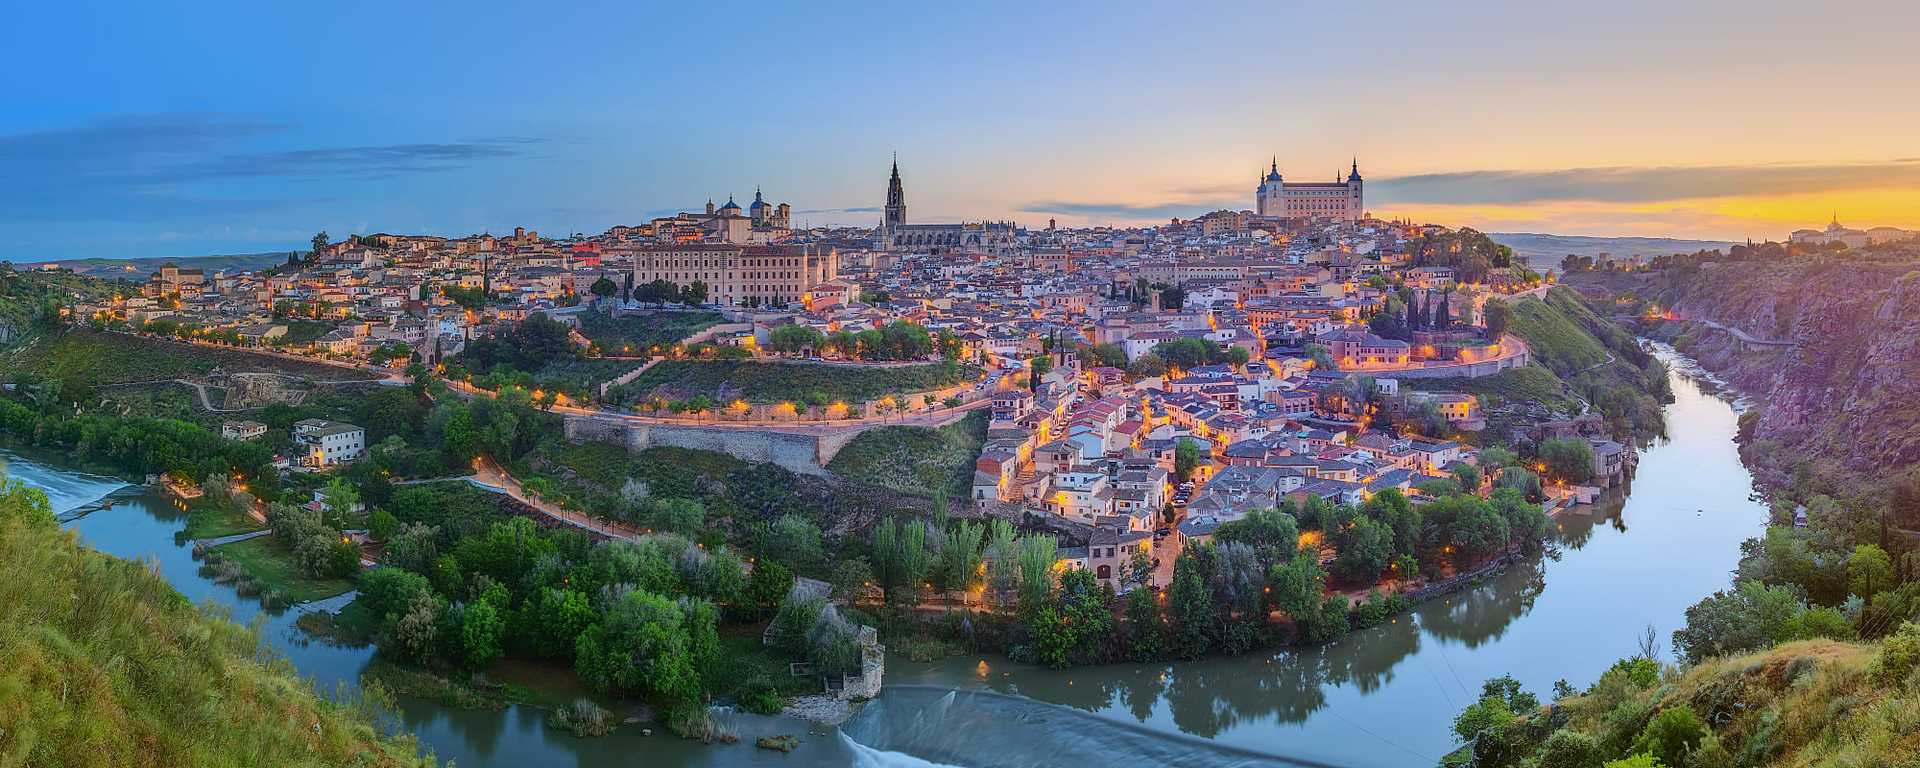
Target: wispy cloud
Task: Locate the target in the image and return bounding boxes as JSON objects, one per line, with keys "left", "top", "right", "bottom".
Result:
{"left": 0, "top": 114, "right": 542, "bottom": 222}
{"left": 1373, "top": 160, "right": 1920, "bottom": 205}
{"left": 1018, "top": 199, "right": 1242, "bottom": 220}
{"left": 797, "top": 206, "right": 880, "bottom": 214}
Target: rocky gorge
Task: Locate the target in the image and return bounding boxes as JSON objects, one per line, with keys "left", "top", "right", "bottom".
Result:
{"left": 1571, "top": 249, "right": 1920, "bottom": 493}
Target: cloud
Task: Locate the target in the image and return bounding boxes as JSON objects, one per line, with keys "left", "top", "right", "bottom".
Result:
{"left": 0, "top": 114, "right": 541, "bottom": 222}
{"left": 1018, "top": 199, "right": 1243, "bottom": 220}
{"left": 1373, "top": 160, "right": 1920, "bottom": 206}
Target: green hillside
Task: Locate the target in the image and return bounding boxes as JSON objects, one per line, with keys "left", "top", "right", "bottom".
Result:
{"left": 0, "top": 479, "right": 432, "bottom": 767}
{"left": 1444, "top": 637, "right": 1920, "bottom": 767}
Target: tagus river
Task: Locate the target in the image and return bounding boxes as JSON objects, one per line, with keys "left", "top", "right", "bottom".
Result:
{"left": 10, "top": 347, "right": 1765, "bottom": 767}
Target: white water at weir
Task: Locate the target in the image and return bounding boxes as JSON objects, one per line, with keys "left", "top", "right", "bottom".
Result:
{"left": 1, "top": 451, "right": 128, "bottom": 514}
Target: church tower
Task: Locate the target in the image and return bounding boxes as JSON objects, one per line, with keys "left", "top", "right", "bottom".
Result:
{"left": 884, "top": 155, "right": 907, "bottom": 228}
{"left": 1256, "top": 157, "right": 1285, "bottom": 217}
{"left": 1347, "top": 158, "right": 1364, "bottom": 221}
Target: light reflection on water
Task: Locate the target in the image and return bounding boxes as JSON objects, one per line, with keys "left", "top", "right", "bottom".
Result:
{"left": 6, "top": 345, "right": 1766, "bottom": 767}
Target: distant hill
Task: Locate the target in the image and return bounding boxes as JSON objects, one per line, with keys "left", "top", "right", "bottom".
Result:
{"left": 29, "top": 252, "right": 295, "bottom": 278}
{"left": 1490, "top": 233, "right": 1737, "bottom": 267}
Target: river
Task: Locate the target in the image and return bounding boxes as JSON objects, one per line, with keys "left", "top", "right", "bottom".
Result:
{"left": 8, "top": 346, "right": 1765, "bottom": 767}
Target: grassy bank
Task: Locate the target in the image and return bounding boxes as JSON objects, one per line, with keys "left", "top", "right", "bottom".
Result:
{"left": 608, "top": 359, "right": 972, "bottom": 405}
{"left": 827, "top": 410, "right": 988, "bottom": 498}
{"left": 1505, "top": 287, "right": 1672, "bottom": 439}
{"left": 0, "top": 480, "right": 430, "bottom": 766}
{"left": 183, "top": 497, "right": 266, "bottom": 539}
{"left": 208, "top": 534, "right": 355, "bottom": 603}
{"left": 1444, "top": 638, "right": 1920, "bottom": 767}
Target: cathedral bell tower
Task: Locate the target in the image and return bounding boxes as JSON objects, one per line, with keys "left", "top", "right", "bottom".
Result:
{"left": 883, "top": 154, "right": 907, "bottom": 229}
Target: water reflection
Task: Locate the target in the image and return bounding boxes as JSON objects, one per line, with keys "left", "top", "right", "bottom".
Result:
{"left": 886, "top": 346, "right": 1769, "bottom": 767}
{"left": 8, "top": 344, "right": 1765, "bottom": 768}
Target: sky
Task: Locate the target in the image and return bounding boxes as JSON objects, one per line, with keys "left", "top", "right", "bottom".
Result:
{"left": 4, "top": 0, "right": 1919, "bottom": 260}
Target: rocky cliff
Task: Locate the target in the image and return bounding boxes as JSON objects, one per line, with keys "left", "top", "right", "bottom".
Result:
{"left": 1631, "top": 255, "right": 1920, "bottom": 486}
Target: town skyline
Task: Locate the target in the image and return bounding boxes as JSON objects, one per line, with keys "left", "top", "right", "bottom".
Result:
{"left": 7, "top": 1, "right": 1920, "bottom": 260}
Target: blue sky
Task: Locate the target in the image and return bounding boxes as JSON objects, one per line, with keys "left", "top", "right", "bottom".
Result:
{"left": 4, "top": 1, "right": 1918, "bottom": 260}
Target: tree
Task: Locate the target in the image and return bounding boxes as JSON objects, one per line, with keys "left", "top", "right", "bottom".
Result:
{"left": 1127, "top": 352, "right": 1168, "bottom": 379}
{"left": 1452, "top": 695, "right": 1518, "bottom": 765}
{"left": 310, "top": 231, "right": 329, "bottom": 258}
{"left": 1152, "top": 337, "right": 1218, "bottom": 370}
{"left": 320, "top": 477, "right": 360, "bottom": 524}
{"left": 871, "top": 517, "right": 931, "bottom": 604}
{"left": 1028, "top": 355, "right": 1052, "bottom": 391}
{"left": 1332, "top": 516, "right": 1393, "bottom": 583}
{"left": 1014, "top": 535, "right": 1059, "bottom": 612}
{"left": 574, "top": 589, "right": 701, "bottom": 708}
{"left": 1538, "top": 438, "right": 1596, "bottom": 483}
{"left": 1672, "top": 579, "right": 1808, "bottom": 663}
{"left": 1491, "top": 487, "right": 1548, "bottom": 548}
{"left": 459, "top": 599, "right": 506, "bottom": 669}
{"left": 767, "top": 325, "right": 824, "bottom": 355}
{"left": 1168, "top": 550, "right": 1214, "bottom": 658}
{"left": 682, "top": 281, "right": 709, "bottom": 305}
{"left": 1214, "top": 507, "right": 1299, "bottom": 568}
{"left": 937, "top": 520, "right": 984, "bottom": 593}
{"left": 1270, "top": 555, "right": 1326, "bottom": 622}
{"left": 1484, "top": 298, "right": 1513, "bottom": 338}
{"left": 1361, "top": 488, "right": 1422, "bottom": 558}
{"left": 757, "top": 514, "right": 824, "bottom": 571}
{"left": 1124, "top": 586, "right": 1165, "bottom": 661}
{"left": 589, "top": 276, "right": 618, "bottom": 299}
{"left": 743, "top": 561, "right": 794, "bottom": 620}
{"left": 1174, "top": 437, "right": 1202, "bottom": 483}
{"left": 368, "top": 508, "right": 400, "bottom": 541}
{"left": 531, "top": 587, "right": 594, "bottom": 660}
{"left": 1850, "top": 543, "right": 1895, "bottom": 599}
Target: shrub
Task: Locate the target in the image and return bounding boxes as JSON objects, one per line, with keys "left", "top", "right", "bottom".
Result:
{"left": 1633, "top": 707, "right": 1708, "bottom": 768}
{"left": 1871, "top": 620, "right": 1920, "bottom": 685}
{"left": 1535, "top": 729, "right": 1603, "bottom": 768}
{"left": 546, "top": 698, "right": 617, "bottom": 737}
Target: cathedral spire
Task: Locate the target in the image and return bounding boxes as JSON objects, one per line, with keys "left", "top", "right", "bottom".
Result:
{"left": 884, "top": 154, "right": 907, "bottom": 228}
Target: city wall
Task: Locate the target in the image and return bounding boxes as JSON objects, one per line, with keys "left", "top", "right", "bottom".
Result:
{"left": 563, "top": 416, "right": 871, "bottom": 475}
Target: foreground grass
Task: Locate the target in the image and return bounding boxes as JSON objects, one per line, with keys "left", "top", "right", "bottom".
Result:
{"left": 827, "top": 410, "right": 988, "bottom": 498}
{"left": 1453, "top": 639, "right": 1920, "bottom": 768}
{"left": 0, "top": 481, "right": 431, "bottom": 767}
{"left": 211, "top": 534, "right": 354, "bottom": 603}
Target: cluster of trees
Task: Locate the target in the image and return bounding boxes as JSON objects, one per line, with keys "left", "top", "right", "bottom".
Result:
{"left": 1127, "top": 337, "right": 1250, "bottom": 378}
{"left": 453, "top": 313, "right": 580, "bottom": 376}
{"left": 1665, "top": 484, "right": 1920, "bottom": 664}
{"left": 1371, "top": 288, "right": 1469, "bottom": 341}
{"left": 766, "top": 321, "right": 952, "bottom": 361}
{"left": 263, "top": 479, "right": 361, "bottom": 580}
{"left": 356, "top": 493, "right": 778, "bottom": 735}
{"left": 0, "top": 384, "right": 280, "bottom": 496}
{"left": 1405, "top": 228, "right": 1521, "bottom": 284}
{"left": 938, "top": 489, "right": 1555, "bottom": 670}
{"left": 836, "top": 321, "right": 954, "bottom": 361}
{"left": 632, "top": 278, "right": 709, "bottom": 306}
{"left": 1121, "top": 278, "right": 1186, "bottom": 310}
